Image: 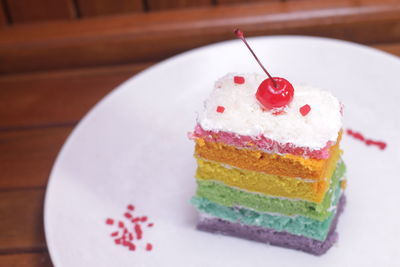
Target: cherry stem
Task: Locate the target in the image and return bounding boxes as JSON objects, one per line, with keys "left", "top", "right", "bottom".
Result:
{"left": 234, "top": 29, "right": 277, "bottom": 88}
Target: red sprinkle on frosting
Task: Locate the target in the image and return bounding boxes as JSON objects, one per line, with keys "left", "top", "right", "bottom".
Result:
{"left": 127, "top": 204, "right": 135, "bottom": 211}
{"left": 234, "top": 76, "right": 245, "bottom": 84}
{"left": 105, "top": 218, "right": 114, "bottom": 225}
{"left": 124, "top": 212, "right": 132, "bottom": 219}
{"left": 216, "top": 106, "right": 225, "bottom": 113}
{"left": 271, "top": 109, "right": 285, "bottom": 116}
{"left": 146, "top": 243, "right": 153, "bottom": 251}
{"left": 299, "top": 104, "right": 311, "bottom": 116}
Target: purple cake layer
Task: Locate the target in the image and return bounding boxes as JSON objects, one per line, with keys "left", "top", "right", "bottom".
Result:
{"left": 197, "top": 195, "right": 346, "bottom": 256}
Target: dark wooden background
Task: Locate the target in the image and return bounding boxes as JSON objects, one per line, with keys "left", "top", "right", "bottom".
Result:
{"left": 1, "top": 0, "right": 399, "bottom": 266}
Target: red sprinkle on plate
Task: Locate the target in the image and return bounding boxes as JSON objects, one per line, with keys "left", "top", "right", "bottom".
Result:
{"left": 134, "top": 224, "right": 143, "bottom": 240}
{"left": 346, "top": 129, "right": 387, "bottom": 150}
{"left": 216, "top": 106, "right": 225, "bottom": 113}
{"left": 111, "top": 231, "right": 119, "bottom": 237}
{"left": 105, "top": 204, "right": 154, "bottom": 252}
{"left": 105, "top": 218, "right": 114, "bottom": 225}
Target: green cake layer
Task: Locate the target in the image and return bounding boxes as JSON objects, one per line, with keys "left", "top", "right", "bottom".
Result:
{"left": 192, "top": 185, "right": 341, "bottom": 241}
{"left": 195, "top": 160, "right": 346, "bottom": 221}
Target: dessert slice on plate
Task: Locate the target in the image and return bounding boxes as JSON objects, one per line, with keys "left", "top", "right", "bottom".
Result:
{"left": 189, "top": 30, "right": 346, "bottom": 255}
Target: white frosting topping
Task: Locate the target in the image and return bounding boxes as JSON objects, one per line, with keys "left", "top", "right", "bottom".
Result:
{"left": 198, "top": 73, "right": 342, "bottom": 149}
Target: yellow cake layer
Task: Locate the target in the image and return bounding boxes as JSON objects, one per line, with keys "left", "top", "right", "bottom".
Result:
{"left": 194, "top": 132, "right": 342, "bottom": 180}
{"left": 196, "top": 147, "right": 341, "bottom": 203}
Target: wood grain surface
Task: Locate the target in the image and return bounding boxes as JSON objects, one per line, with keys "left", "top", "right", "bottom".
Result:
{"left": 0, "top": 1, "right": 399, "bottom": 264}
{"left": 0, "top": 253, "right": 52, "bottom": 267}
{"left": 4, "top": 0, "right": 76, "bottom": 24}
{"left": 0, "top": 63, "right": 151, "bottom": 128}
{"left": 147, "top": 0, "right": 213, "bottom": 11}
{"left": 1, "top": 0, "right": 400, "bottom": 73}
{"left": 0, "top": 1, "right": 7, "bottom": 26}
{"left": 374, "top": 42, "right": 400, "bottom": 56}
{"left": 217, "top": 0, "right": 279, "bottom": 5}
{"left": 0, "top": 189, "right": 46, "bottom": 252}
{"left": 0, "top": 126, "right": 73, "bottom": 189}
{"left": 76, "top": 0, "right": 144, "bottom": 17}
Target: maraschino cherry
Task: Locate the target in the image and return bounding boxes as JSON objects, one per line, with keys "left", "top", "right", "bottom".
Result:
{"left": 234, "top": 29, "right": 294, "bottom": 111}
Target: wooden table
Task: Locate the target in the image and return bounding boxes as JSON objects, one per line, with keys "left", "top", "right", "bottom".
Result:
{"left": 1, "top": 0, "right": 399, "bottom": 265}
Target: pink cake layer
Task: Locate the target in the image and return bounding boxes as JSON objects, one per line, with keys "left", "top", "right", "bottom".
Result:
{"left": 193, "top": 124, "right": 334, "bottom": 159}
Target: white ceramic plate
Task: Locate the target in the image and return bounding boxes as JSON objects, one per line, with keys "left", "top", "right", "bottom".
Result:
{"left": 45, "top": 36, "right": 400, "bottom": 267}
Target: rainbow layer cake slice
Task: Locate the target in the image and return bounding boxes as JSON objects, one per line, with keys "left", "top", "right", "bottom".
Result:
{"left": 189, "top": 72, "right": 346, "bottom": 255}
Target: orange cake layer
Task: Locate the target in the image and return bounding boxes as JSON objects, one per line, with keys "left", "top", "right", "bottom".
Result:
{"left": 194, "top": 132, "right": 342, "bottom": 180}
{"left": 195, "top": 144, "right": 341, "bottom": 203}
